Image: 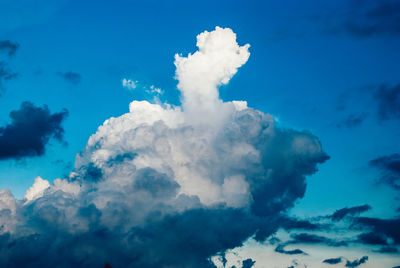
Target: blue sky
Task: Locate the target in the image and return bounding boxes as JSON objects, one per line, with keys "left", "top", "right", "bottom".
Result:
{"left": 0, "top": 0, "right": 400, "bottom": 267}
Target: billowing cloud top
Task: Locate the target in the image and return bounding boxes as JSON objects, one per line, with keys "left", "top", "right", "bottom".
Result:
{"left": 0, "top": 27, "right": 328, "bottom": 267}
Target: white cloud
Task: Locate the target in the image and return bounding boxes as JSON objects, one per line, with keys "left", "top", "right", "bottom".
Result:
{"left": 0, "top": 26, "right": 329, "bottom": 267}
{"left": 122, "top": 78, "right": 137, "bottom": 89}
{"left": 174, "top": 26, "right": 250, "bottom": 118}
{"left": 23, "top": 176, "right": 50, "bottom": 202}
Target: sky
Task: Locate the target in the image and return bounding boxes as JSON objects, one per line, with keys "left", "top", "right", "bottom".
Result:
{"left": 0, "top": 0, "right": 399, "bottom": 267}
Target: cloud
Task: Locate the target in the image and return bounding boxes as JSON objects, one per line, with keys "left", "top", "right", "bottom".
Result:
{"left": 0, "top": 27, "right": 328, "bottom": 267}
{"left": 353, "top": 217, "right": 400, "bottom": 245}
{"left": 357, "top": 232, "right": 388, "bottom": 245}
{"left": 57, "top": 71, "right": 82, "bottom": 84}
{"left": 0, "top": 101, "right": 68, "bottom": 160}
{"left": 330, "top": 204, "right": 372, "bottom": 221}
{"left": 337, "top": 113, "right": 368, "bottom": 128}
{"left": 319, "top": 0, "right": 400, "bottom": 38}
{"left": 369, "top": 154, "right": 400, "bottom": 190}
{"left": 289, "top": 233, "right": 347, "bottom": 247}
{"left": 146, "top": 85, "right": 163, "bottom": 94}
{"left": 280, "top": 216, "right": 324, "bottom": 231}
{"left": 23, "top": 176, "right": 50, "bottom": 203}
{"left": 242, "top": 258, "right": 256, "bottom": 268}
{"left": 323, "top": 257, "right": 343, "bottom": 265}
{"left": 122, "top": 78, "right": 137, "bottom": 89}
{"left": 345, "top": 256, "right": 368, "bottom": 268}
{"left": 0, "top": 61, "right": 18, "bottom": 94}
{"left": 376, "top": 246, "right": 398, "bottom": 253}
{"left": 275, "top": 244, "right": 307, "bottom": 255}
{"left": 0, "top": 40, "right": 19, "bottom": 57}
{"left": 374, "top": 84, "right": 400, "bottom": 121}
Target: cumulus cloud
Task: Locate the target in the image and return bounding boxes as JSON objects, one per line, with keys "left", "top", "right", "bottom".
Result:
{"left": 23, "top": 176, "right": 50, "bottom": 203}
{"left": 0, "top": 101, "right": 68, "bottom": 160}
{"left": 0, "top": 27, "right": 328, "bottom": 267}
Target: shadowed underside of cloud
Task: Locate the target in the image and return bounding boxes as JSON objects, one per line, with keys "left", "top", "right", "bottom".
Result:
{"left": 369, "top": 154, "right": 400, "bottom": 190}
{"left": 0, "top": 101, "right": 68, "bottom": 160}
{"left": 0, "top": 27, "right": 329, "bottom": 267}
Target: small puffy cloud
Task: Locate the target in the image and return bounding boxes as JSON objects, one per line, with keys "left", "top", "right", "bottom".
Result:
{"left": 23, "top": 176, "right": 50, "bottom": 202}
{"left": 242, "top": 258, "right": 256, "bottom": 268}
{"left": 122, "top": 78, "right": 137, "bottom": 89}
{"left": 146, "top": 85, "right": 163, "bottom": 94}
{"left": 0, "top": 101, "right": 68, "bottom": 160}
{"left": 345, "top": 256, "right": 368, "bottom": 268}
{"left": 323, "top": 257, "right": 343, "bottom": 265}
{"left": 0, "top": 40, "right": 19, "bottom": 57}
{"left": 0, "top": 61, "right": 17, "bottom": 94}
{"left": 57, "top": 71, "right": 82, "bottom": 84}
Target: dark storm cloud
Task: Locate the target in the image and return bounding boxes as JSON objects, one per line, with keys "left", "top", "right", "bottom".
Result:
{"left": 357, "top": 232, "right": 388, "bottom": 245}
{"left": 0, "top": 101, "right": 68, "bottom": 160}
{"left": 337, "top": 113, "right": 368, "bottom": 128}
{"left": 376, "top": 246, "right": 398, "bottom": 253}
{"left": 275, "top": 244, "right": 307, "bottom": 255}
{"left": 242, "top": 258, "right": 256, "bottom": 268}
{"left": 0, "top": 40, "right": 19, "bottom": 57}
{"left": 0, "top": 207, "right": 275, "bottom": 268}
{"left": 345, "top": 256, "right": 368, "bottom": 268}
{"left": 374, "top": 84, "right": 400, "bottom": 121}
{"left": 369, "top": 154, "right": 400, "bottom": 190}
{"left": 323, "top": 257, "right": 343, "bottom": 265}
{"left": 330, "top": 204, "right": 372, "bottom": 221}
{"left": 353, "top": 217, "right": 400, "bottom": 245}
{"left": 290, "top": 233, "right": 347, "bottom": 247}
{"left": 57, "top": 71, "right": 82, "bottom": 84}
{"left": 280, "top": 217, "right": 324, "bottom": 231}
{"left": 319, "top": 0, "right": 400, "bottom": 38}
